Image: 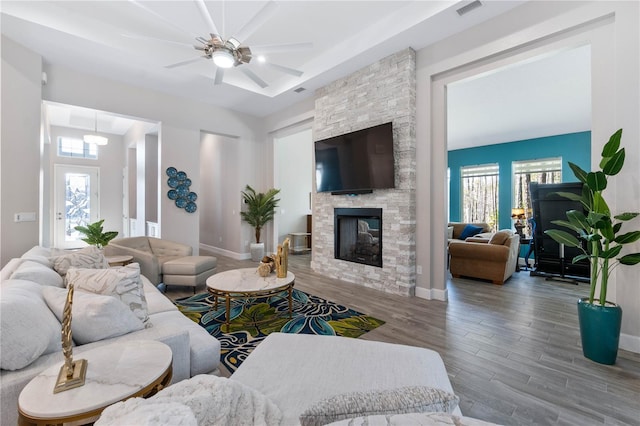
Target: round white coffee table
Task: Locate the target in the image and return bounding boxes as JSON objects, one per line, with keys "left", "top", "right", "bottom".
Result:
{"left": 18, "top": 340, "right": 172, "bottom": 426}
{"left": 206, "top": 268, "right": 295, "bottom": 332}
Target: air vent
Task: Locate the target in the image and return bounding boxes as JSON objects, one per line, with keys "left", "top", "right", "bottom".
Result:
{"left": 456, "top": 0, "right": 482, "bottom": 16}
{"left": 294, "top": 87, "right": 306, "bottom": 93}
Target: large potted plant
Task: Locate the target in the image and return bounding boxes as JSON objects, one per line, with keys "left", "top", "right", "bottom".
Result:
{"left": 240, "top": 185, "right": 280, "bottom": 261}
{"left": 545, "top": 129, "right": 640, "bottom": 364}
{"left": 74, "top": 219, "right": 118, "bottom": 249}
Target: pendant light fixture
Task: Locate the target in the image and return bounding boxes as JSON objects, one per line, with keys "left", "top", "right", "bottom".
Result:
{"left": 84, "top": 111, "right": 108, "bottom": 146}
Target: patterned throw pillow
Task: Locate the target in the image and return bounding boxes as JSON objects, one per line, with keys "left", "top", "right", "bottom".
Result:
{"left": 65, "top": 263, "right": 150, "bottom": 325}
{"left": 51, "top": 246, "right": 109, "bottom": 276}
{"left": 299, "top": 386, "right": 460, "bottom": 426}
{"left": 42, "top": 286, "right": 144, "bottom": 344}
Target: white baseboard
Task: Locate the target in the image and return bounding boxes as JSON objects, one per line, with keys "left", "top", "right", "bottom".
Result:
{"left": 199, "top": 244, "right": 250, "bottom": 260}
{"left": 620, "top": 333, "right": 640, "bottom": 354}
{"left": 415, "top": 286, "right": 448, "bottom": 301}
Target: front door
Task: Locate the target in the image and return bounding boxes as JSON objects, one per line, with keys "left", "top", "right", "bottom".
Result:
{"left": 54, "top": 165, "right": 100, "bottom": 249}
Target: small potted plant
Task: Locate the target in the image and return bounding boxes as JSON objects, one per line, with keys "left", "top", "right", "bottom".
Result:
{"left": 74, "top": 219, "right": 118, "bottom": 249}
{"left": 240, "top": 185, "right": 280, "bottom": 261}
{"left": 545, "top": 129, "right": 640, "bottom": 364}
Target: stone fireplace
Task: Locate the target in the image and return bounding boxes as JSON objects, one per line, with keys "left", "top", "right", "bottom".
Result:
{"left": 334, "top": 208, "right": 382, "bottom": 268}
{"left": 311, "top": 48, "right": 416, "bottom": 296}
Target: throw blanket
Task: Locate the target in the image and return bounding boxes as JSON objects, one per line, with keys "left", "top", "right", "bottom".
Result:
{"left": 96, "top": 375, "right": 283, "bottom": 426}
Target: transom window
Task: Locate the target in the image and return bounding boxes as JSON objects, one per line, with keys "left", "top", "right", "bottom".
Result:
{"left": 461, "top": 163, "right": 499, "bottom": 231}
{"left": 57, "top": 137, "right": 98, "bottom": 159}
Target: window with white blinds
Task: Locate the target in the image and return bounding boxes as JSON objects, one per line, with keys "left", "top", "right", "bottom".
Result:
{"left": 461, "top": 163, "right": 499, "bottom": 231}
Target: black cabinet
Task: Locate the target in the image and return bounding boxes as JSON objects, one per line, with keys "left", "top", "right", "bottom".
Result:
{"left": 530, "top": 182, "right": 590, "bottom": 280}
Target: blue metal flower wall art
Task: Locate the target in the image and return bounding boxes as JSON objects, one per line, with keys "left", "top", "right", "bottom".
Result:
{"left": 166, "top": 167, "right": 197, "bottom": 213}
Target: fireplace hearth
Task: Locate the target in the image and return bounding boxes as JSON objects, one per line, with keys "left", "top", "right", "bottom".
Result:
{"left": 334, "top": 208, "right": 383, "bottom": 267}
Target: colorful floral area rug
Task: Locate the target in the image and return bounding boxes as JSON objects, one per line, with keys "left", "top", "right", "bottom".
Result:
{"left": 174, "top": 289, "right": 385, "bottom": 373}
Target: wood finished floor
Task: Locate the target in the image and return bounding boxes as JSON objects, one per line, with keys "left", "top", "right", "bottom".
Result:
{"left": 165, "top": 252, "right": 640, "bottom": 425}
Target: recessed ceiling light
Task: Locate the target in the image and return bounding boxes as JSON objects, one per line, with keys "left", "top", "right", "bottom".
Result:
{"left": 257, "top": 55, "right": 266, "bottom": 63}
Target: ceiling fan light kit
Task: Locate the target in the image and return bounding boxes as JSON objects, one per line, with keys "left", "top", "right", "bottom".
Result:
{"left": 212, "top": 49, "right": 235, "bottom": 68}
{"left": 196, "top": 34, "right": 252, "bottom": 69}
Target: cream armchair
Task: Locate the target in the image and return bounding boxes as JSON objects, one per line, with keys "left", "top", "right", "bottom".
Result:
{"left": 448, "top": 230, "right": 519, "bottom": 285}
{"left": 104, "top": 237, "right": 192, "bottom": 285}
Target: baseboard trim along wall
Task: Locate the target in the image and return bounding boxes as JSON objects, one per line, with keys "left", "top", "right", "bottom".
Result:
{"left": 620, "top": 333, "right": 640, "bottom": 354}
{"left": 415, "top": 286, "right": 448, "bottom": 301}
{"left": 199, "top": 244, "right": 250, "bottom": 261}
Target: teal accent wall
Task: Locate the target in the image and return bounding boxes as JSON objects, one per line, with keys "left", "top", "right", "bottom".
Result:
{"left": 448, "top": 131, "right": 591, "bottom": 231}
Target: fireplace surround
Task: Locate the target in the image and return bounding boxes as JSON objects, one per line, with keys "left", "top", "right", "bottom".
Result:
{"left": 334, "top": 208, "right": 382, "bottom": 268}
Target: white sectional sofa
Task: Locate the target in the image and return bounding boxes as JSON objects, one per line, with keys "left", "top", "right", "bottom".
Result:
{"left": 0, "top": 246, "right": 221, "bottom": 426}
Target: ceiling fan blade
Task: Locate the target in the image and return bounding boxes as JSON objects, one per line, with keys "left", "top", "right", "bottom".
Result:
{"left": 240, "top": 67, "right": 269, "bottom": 89}
{"left": 234, "top": 1, "right": 278, "bottom": 43}
{"left": 129, "top": 0, "right": 198, "bottom": 39}
{"left": 214, "top": 68, "right": 225, "bottom": 85}
{"left": 265, "top": 62, "right": 304, "bottom": 77}
{"left": 121, "top": 33, "right": 194, "bottom": 48}
{"left": 252, "top": 42, "right": 313, "bottom": 54}
{"left": 165, "top": 57, "right": 204, "bottom": 69}
{"left": 194, "top": 0, "right": 219, "bottom": 36}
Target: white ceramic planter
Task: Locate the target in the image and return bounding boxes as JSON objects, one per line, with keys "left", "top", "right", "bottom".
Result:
{"left": 250, "top": 243, "right": 265, "bottom": 262}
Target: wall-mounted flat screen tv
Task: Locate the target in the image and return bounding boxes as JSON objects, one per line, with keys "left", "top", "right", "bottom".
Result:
{"left": 314, "top": 122, "right": 395, "bottom": 195}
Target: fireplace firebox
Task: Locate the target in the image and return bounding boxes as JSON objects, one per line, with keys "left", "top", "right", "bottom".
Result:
{"left": 334, "top": 208, "right": 382, "bottom": 267}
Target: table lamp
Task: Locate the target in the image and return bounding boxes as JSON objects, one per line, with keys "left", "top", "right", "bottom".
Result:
{"left": 511, "top": 208, "right": 526, "bottom": 237}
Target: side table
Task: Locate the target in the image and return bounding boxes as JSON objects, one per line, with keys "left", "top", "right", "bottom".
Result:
{"left": 105, "top": 255, "right": 134, "bottom": 267}
{"left": 519, "top": 237, "right": 535, "bottom": 270}
{"left": 288, "top": 232, "right": 311, "bottom": 254}
{"left": 18, "top": 340, "right": 172, "bottom": 426}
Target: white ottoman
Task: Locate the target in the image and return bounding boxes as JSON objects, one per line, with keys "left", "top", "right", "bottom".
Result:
{"left": 230, "top": 333, "right": 461, "bottom": 425}
{"left": 162, "top": 256, "right": 217, "bottom": 293}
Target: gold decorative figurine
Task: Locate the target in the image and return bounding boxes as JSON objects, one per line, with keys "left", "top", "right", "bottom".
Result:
{"left": 276, "top": 238, "right": 290, "bottom": 278}
{"left": 53, "top": 282, "right": 88, "bottom": 393}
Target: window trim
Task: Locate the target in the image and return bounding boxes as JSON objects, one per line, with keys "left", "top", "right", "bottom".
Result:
{"left": 57, "top": 137, "right": 99, "bottom": 160}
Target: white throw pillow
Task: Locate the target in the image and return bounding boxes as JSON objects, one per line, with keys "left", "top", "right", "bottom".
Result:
{"left": 51, "top": 246, "right": 109, "bottom": 276}
{"left": 0, "top": 280, "right": 62, "bottom": 370}
{"left": 11, "top": 260, "right": 64, "bottom": 287}
{"left": 299, "top": 387, "right": 460, "bottom": 426}
{"left": 43, "top": 286, "right": 144, "bottom": 345}
{"left": 447, "top": 226, "right": 454, "bottom": 239}
{"left": 65, "top": 263, "right": 149, "bottom": 324}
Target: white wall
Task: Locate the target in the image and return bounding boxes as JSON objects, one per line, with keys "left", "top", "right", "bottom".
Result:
{"left": 144, "top": 134, "right": 158, "bottom": 224}
{"left": 46, "top": 126, "right": 124, "bottom": 243}
{"left": 199, "top": 132, "right": 244, "bottom": 257}
{"left": 1, "top": 36, "right": 42, "bottom": 265}
{"left": 274, "top": 127, "right": 313, "bottom": 244}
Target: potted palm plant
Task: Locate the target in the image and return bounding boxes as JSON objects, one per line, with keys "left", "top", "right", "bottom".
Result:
{"left": 545, "top": 129, "right": 640, "bottom": 364}
{"left": 74, "top": 219, "right": 118, "bottom": 249}
{"left": 240, "top": 185, "right": 280, "bottom": 261}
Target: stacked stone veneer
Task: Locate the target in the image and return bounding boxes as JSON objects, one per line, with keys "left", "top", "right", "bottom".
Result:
{"left": 311, "top": 48, "right": 416, "bottom": 296}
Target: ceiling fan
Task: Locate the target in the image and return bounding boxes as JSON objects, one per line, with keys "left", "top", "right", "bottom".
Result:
{"left": 127, "top": 0, "right": 311, "bottom": 89}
